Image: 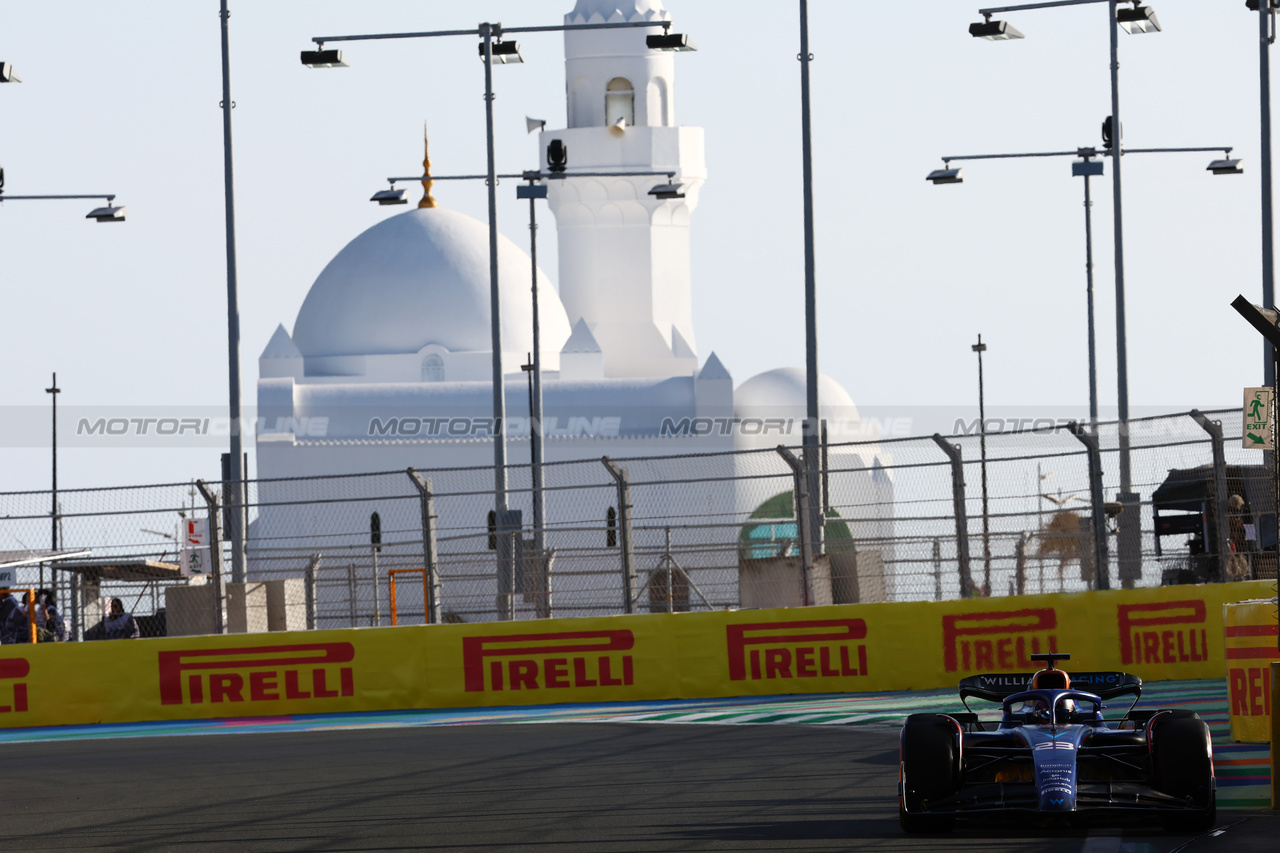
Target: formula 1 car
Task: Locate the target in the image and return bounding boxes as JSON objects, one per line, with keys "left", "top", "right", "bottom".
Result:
{"left": 898, "top": 653, "right": 1215, "bottom": 832}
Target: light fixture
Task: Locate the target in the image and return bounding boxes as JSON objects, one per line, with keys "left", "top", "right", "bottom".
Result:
{"left": 1208, "top": 157, "right": 1245, "bottom": 175}
{"left": 525, "top": 116, "right": 546, "bottom": 134}
{"left": 370, "top": 187, "right": 408, "bottom": 205}
{"left": 968, "top": 19, "right": 1025, "bottom": 40}
{"left": 926, "top": 167, "right": 963, "bottom": 185}
{"left": 516, "top": 183, "right": 548, "bottom": 200}
{"left": 547, "top": 139, "right": 568, "bottom": 173}
{"left": 1117, "top": 4, "right": 1161, "bottom": 34}
{"left": 1072, "top": 160, "right": 1104, "bottom": 177}
{"left": 0, "top": 62, "right": 21, "bottom": 83}
{"left": 301, "top": 48, "right": 347, "bottom": 68}
{"left": 646, "top": 33, "right": 697, "bottom": 51}
{"left": 482, "top": 41, "right": 523, "bottom": 64}
{"left": 649, "top": 182, "right": 685, "bottom": 200}
{"left": 86, "top": 204, "right": 126, "bottom": 223}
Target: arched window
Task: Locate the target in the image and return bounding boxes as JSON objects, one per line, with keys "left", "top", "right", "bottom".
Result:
{"left": 422, "top": 354, "right": 444, "bottom": 382}
{"left": 606, "top": 506, "right": 618, "bottom": 548}
{"left": 605, "top": 77, "right": 634, "bottom": 128}
{"left": 487, "top": 510, "right": 497, "bottom": 550}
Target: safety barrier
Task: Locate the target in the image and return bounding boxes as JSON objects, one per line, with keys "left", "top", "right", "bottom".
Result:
{"left": 0, "top": 580, "right": 1272, "bottom": 730}
{"left": 1223, "top": 598, "right": 1278, "bottom": 743}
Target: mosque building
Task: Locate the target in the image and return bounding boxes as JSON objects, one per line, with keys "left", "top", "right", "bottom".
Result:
{"left": 250, "top": 0, "right": 892, "bottom": 621}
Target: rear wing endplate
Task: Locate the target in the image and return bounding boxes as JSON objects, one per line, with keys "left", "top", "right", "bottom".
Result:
{"left": 958, "top": 671, "right": 1142, "bottom": 703}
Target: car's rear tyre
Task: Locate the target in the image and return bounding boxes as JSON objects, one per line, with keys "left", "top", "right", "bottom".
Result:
{"left": 899, "top": 714, "right": 958, "bottom": 834}
{"left": 1150, "top": 712, "right": 1216, "bottom": 832}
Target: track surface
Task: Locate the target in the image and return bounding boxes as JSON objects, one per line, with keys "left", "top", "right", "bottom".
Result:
{"left": 5, "top": 723, "right": 1272, "bottom": 852}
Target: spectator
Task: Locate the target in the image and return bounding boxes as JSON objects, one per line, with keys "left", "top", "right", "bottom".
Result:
{"left": 103, "top": 598, "right": 139, "bottom": 640}
{"left": 0, "top": 593, "right": 17, "bottom": 644}
{"left": 38, "top": 589, "right": 65, "bottom": 642}
{"left": 4, "top": 593, "right": 34, "bottom": 644}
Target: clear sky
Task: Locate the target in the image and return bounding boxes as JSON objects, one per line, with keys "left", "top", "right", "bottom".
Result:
{"left": 0, "top": 0, "right": 1268, "bottom": 492}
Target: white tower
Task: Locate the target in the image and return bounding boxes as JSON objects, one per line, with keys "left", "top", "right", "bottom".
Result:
{"left": 543, "top": 0, "right": 706, "bottom": 379}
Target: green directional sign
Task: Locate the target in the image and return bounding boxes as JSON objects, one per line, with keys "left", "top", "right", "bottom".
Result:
{"left": 1243, "top": 387, "right": 1274, "bottom": 450}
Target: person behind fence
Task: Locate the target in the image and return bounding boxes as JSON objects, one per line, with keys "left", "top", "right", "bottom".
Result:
{"left": 38, "top": 589, "right": 66, "bottom": 642}
{"left": 103, "top": 598, "right": 140, "bottom": 640}
{"left": 0, "top": 592, "right": 17, "bottom": 644}
{"left": 2, "top": 592, "right": 55, "bottom": 644}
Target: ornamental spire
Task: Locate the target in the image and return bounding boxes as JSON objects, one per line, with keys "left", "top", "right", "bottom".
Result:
{"left": 419, "top": 122, "right": 436, "bottom": 209}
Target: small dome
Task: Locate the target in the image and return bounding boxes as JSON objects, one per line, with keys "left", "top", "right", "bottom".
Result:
{"left": 293, "top": 208, "right": 570, "bottom": 359}
{"left": 735, "top": 368, "right": 861, "bottom": 446}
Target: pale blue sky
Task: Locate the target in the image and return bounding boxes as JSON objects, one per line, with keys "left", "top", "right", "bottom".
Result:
{"left": 0, "top": 0, "right": 1267, "bottom": 490}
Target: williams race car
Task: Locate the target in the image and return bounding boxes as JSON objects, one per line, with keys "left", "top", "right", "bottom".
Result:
{"left": 898, "top": 653, "right": 1215, "bottom": 832}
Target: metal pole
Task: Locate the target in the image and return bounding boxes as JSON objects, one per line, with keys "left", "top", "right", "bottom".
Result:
{"left": 305, "top": 553, "right": 320, "bottom": 630}
{"left": 1261, "top": 0, "right": 1276, "bottom": 386}
{"left": 528, "top": 195, "right": 546, "bottom": 560}
{"left": 407, "top": 469, "right": 442, "bottom": 624}
{"left": 932, "top": 434, "right": 973, "bottom": 599}
{"left": 1083, "top": 174, "right": 1099, "bottom": 429}
{"left": 219, "top": 0, "right": 246, "bottom": 585}
{"left": 775, "top": 445, "right": 815, "bottom": 606}
{"left": 797, "top": 0, "right": 824, "bottom": 558}
{"left": 1069, "top": 422, "right": 1110, "bottom": 590}
{"left": 1190, "top": 410, "right": 1231, "bottom": 582}
{"left": 45, "top": 373, "right": 59, "bottom": 552}
{"left": 480, "top": 24, "right": 511, "bottom": 610}
{"left": 1109, "top": 0, "right": 1130, "bottom": 479}
{"left": 1108, "top": 0, "right": 1141, "bottom": 587}
{"left": 600, "top": 457, "right": 635, "bottom": 614}
{"left": 371, "top": 546, "right": 380, "bottom": 627}
{"left": 194, "top": 480, "right": 225, "bottom": 634}
{"left": 974, "top": 335, "right": 991, "bottom": 594}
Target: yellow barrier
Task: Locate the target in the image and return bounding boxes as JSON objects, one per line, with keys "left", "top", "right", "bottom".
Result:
{"left": 0, "top": 579, "right": 1272, "bottom": 730}
{"left": 1223, "top": 598, "right": 1279, "bottom": 743}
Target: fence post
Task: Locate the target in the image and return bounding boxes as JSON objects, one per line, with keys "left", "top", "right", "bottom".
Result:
{"left": 305, "top": 553, "right": 320, "bottom": 630}
{"left": 775, "top": 445, "right": 815, "bottom": 606}
{"left": 601, "top": 457, "right": 635, "bottom": 614}
{"left": 194, "top": 480, "right": 225, "bottom": 634}
{"left": 406, "top": 469, "right": 442, "bottom": 624}
{"left": 930, "top": 435, "right": 973, "bottom": 599}
{"left": 1191, "top": 410, "right": 1232, "bottom": 582}
{"left": 1069, "top": 422, "right": 1110, "bottom": 591}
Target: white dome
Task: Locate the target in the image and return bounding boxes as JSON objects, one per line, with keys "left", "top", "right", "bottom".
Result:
{"left": 735, "top": 368, "right": 859, "bottom": 420}
{"left": 293, "top": 208, "right": 570, "bottom": 359}
{"left": 735, "top": 368, "right": 862, "bottom": 446}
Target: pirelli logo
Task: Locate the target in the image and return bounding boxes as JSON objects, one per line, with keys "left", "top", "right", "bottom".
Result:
{"left": 726, "top": 619, "right": 868, "bottom": 682}
{"left": 943, "top": 608, "right": 1059, "bottom": 673}
{"left": 0, "top": 658, "right": 29, "bottom": 713}
{"left": 157, "top": 643, "right": 355, "bottom": 706}
{"left": 1118, "top": 601, "right": 1209, "bottom": 665}
{"left": 462, "top": 630, "right": 635, "bottom": 693}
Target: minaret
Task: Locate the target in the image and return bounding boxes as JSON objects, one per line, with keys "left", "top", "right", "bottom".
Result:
{"left": 544, "top": 0, "right": 706, "bottom": 379}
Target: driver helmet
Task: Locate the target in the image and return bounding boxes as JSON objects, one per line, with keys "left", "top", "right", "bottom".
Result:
{"left": 1030, "top": 668, "right": 1075, "bottom": 722}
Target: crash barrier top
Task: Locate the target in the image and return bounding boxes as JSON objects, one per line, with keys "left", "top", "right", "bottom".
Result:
{"left": 0, "top": 579, "right": 1272, "bottom": 730}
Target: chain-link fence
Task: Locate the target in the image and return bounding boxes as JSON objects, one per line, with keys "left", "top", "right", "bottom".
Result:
{"left": 0, "top": 407, "right": 1273, "bottom": 640}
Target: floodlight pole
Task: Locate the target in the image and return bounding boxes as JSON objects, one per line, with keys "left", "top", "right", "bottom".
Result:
{"left": 798, "top": 0, "right": 824, "bottom": 557}
{"left": 1105, "top": 0, "right": 1144, "bottom": 587}
{"left": 523, "top": 178, "right": 546, "bottom": 562}
{"left": 45, "top": 373, "right": 59, "bottom": 552}
{"left": 1082, "top": 169, "right": 1099, "bottom": 429}
{"left": 219, "top": 0, "right": 246, "bottom": 585}
{"left": 1259, "top": 0, "right": 1277, "bottom": 387}
{"left": 478, "top": 24, "right": 511, "bottom": 563}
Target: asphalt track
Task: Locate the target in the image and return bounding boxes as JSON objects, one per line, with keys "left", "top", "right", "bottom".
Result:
{"left": 4, "top": 722, "right": 1273, "bottom": 852}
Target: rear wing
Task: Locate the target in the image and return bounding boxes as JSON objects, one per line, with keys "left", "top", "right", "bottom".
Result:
{"left": 958, "top": 671, "right": 1142, "bottom": 703}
